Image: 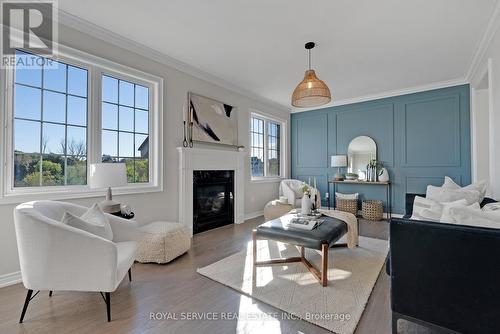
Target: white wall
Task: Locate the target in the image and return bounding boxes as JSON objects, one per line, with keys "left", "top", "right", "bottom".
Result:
{"left": 472, "top": 89, "right": 490, "bottom": 183}
{"left": 471, "top": 15, "right": 500, "bottom": 198}
{"left": 0, "top": 23, "right": 290, "bottom": 280}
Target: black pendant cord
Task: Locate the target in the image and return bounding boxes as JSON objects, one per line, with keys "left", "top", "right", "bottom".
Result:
{"left": 305, "top": 41, "right": 315, "bottom": 70}
{"left": 308, "top": 48, "right": 311, "bottom": 70}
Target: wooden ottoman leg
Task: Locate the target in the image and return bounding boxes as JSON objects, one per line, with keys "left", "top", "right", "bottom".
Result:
{"left": 322, "top": 243, "right": 328, "bottom": 287}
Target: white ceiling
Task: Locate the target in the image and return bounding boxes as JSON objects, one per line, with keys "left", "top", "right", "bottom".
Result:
{"left": 59, "top": 0, "right": 497, "bottom": 111}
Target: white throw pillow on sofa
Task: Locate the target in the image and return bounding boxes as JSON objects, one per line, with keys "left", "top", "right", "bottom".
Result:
{"left": 62, "top": 204, "right": 113, "bottom": 240}
{"left": 439, "top": 201, "right": 479, "bottom": 223}
{"left": 426, "top": 185, "right": 480, "bottom": 205}
{"left": 415, "top": 199, "right": 468, "bottom": 222}
{"left": 411, "top": 196, "right": 436, "bottom": 220}
{"left": 449, "top": 206, "right": 500, "bottom": 229}
{"left": 442, "top": 176, "right": 488, "bottom": 203}
{"left": 442, "top": 176, "right": 461, "bottom": 190}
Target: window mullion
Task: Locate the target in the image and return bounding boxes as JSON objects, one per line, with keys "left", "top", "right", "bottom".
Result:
{"left": 39, "top": 62, "right": 44, "bottom": 187}
{"left": 64, "top": 64, "right": 69, "bottom": 186}
{"left": 88, "top": 67, "right": 100, "bottom": 167}
{"left": 263, "top": 120, "right": 268, "bottom": 177}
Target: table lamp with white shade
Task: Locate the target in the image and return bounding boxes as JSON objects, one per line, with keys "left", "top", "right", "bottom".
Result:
{"left": 89, "top": 163, "right": 128, "bottom": 213}
{"left": 331, "top": 155, "right": 347, "bottom": 181}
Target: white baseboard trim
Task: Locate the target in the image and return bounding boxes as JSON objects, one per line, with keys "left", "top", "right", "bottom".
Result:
{"left": 0, "top": 271, "right": 22, "bottom": 288}
{"left": 244, "top": 210, "right": 264, "bottom": 220}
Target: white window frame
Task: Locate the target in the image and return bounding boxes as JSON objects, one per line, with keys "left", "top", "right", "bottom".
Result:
{"left": 0, "top": 41, "right": 163, "bottom": 204}
{"left": 250, "top": 111, "right": 287, "bottom": 182}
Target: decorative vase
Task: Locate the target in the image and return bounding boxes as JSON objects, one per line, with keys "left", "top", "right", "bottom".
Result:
{"left": 301, "top": 194, "right": 312, "bottom": 215}
{"left": 378, "top": 168, "right": 389, "bottom": 182}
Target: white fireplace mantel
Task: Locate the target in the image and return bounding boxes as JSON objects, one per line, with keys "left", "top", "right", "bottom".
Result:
{"left": 177, "top": 147, "right": 246, "bottom": 236}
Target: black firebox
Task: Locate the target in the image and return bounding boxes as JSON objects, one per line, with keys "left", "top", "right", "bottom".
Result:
{"left": 193, "top": 170, "right": 234, "bottom": 234}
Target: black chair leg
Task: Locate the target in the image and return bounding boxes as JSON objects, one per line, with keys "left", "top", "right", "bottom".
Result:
{"left": 49, "top": 290, "right": 53, "bottom": 297}
{"left": 128, "top": 268, "right": 132, "bottom": 282}
{"left": 105, "top": 292, "right": 111, "bottom": 322}
{"left": 19, "top": 289, "right": 33, "bottom": 323}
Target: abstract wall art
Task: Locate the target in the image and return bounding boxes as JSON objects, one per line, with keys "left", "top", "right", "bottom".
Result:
{"left": 188, "top": 93, "right": 238, "bottom": 146}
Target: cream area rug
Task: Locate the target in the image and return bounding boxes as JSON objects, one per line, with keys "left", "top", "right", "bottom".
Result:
{"left": 197, "top": 236, "right": 388, "bottom": 334}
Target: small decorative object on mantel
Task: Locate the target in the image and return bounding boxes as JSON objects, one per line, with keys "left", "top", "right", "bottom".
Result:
{"left": 366, "top": 159, "right": 382, "bottom": 182}
{"left": 182, "top": 103, "right": 194, "bottom": 148}
{"left": 345, "top": 173, "right": 358, "bottom": 180}
{"left": 301, "top": 182, "right": 313, "bottom": 215}
{"left": 331, "top": 155, "right": 347, "bottom": 180}
{"left": 188, "top": 92, "right": 238, "bottom": 147}
{"left": 378, "top": 167, "right": 389, "bottom": 182}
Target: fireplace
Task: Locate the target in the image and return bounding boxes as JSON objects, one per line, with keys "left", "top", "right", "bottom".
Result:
{"left": 193, "top": 170, "right": 234, "bottom": 234}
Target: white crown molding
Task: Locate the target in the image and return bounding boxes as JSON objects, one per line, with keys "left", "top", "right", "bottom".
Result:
{"left": 0, "top": 271, "right": 22, "bottom": 288}
{"left": 291, "top": 77, "right": 468, "bottom": 113}
{"left": 466, "top": 0, "right": 500, "bottom": 82}
{"left": 56, "top": 9, "right": 290, "bottom": 113}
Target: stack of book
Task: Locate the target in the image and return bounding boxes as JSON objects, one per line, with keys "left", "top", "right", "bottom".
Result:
{"left": 279, "top": 213, "right": 324, "bottom": 231}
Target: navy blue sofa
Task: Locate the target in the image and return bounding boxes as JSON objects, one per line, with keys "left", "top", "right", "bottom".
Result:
{"left": 389, "top": 194, "right": 500, "bottom": 333}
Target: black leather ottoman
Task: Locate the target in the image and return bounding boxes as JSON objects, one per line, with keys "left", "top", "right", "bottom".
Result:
{"left": 253, "top": 216, "right": 348, "bottom": 286}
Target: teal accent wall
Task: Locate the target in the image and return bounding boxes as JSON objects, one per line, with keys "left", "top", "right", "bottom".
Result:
{"left": 291, "top": 84, "right": 471, "bottom": 214}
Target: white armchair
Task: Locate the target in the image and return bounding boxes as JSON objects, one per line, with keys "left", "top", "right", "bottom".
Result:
{"left": 279, "top": 179, "right": 321, "bottom": 208}
{"left": 13, "top": 200, "right": 139, "bottom": 322}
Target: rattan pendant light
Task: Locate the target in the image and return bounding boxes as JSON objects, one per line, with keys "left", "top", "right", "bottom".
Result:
{"left": 291, "top": 42, "right": 331, "bottom": 108}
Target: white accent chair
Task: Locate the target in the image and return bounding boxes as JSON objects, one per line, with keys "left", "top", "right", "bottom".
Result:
{"left": 279, "top": 179, "right": 321, "bottom": 208}
{"left": 13, "top": 200, "right": 139, "bottom": 323}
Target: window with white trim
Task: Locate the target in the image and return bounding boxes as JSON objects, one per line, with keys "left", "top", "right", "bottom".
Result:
{"left": 13, "top": 50, "right": 88, "bottom": 188}
{"left": 250, "top": 113, "right": 284, "bottom": 179}
{"left": 2, "top": 46, "right": 162, "bottom": 199}
{"left": 101, "top": 75, "right": 150, "bottom": 183}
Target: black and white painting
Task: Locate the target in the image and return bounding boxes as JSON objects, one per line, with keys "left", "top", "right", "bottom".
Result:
{"left": 189, "top": 93, "right": 238, "bottom": 146}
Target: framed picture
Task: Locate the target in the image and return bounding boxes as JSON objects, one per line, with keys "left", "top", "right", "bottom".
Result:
{"left": 188, "top": 92, "right": 238, "bottom": 146}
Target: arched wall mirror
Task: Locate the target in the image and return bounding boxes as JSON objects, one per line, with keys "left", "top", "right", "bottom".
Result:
{"left": 347, "top": 136, "right": 377, "bottom": 180}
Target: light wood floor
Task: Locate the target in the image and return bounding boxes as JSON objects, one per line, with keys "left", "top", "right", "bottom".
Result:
{"left": 0, "top": 217, "right": 433, "bottom": 334}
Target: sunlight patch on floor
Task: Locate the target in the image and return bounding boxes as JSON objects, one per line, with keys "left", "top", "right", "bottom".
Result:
{"left": 236, "top": 295, "right": 282, "bottom": 334}
{"left": 242, "top": 240, "right": 274, "bottom": 291}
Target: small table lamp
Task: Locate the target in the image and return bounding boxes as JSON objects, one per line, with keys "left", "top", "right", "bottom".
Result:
{"left": 89, "top": 163, "right": 128, "bottom": 213}
{"left": 331, "top": 155, "right": 347, "bottom": 181}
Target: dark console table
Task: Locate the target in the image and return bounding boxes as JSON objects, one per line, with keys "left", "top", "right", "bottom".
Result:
{"left": 328, "top": 180, "right": 392, "bottom": 219}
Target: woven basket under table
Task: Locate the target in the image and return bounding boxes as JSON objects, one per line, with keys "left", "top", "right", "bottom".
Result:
{"left": 362, "top": 200, "right": 384, "bottom": 221}
{"left": 336, "top": 198, "right": 358, "bottom": 216}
